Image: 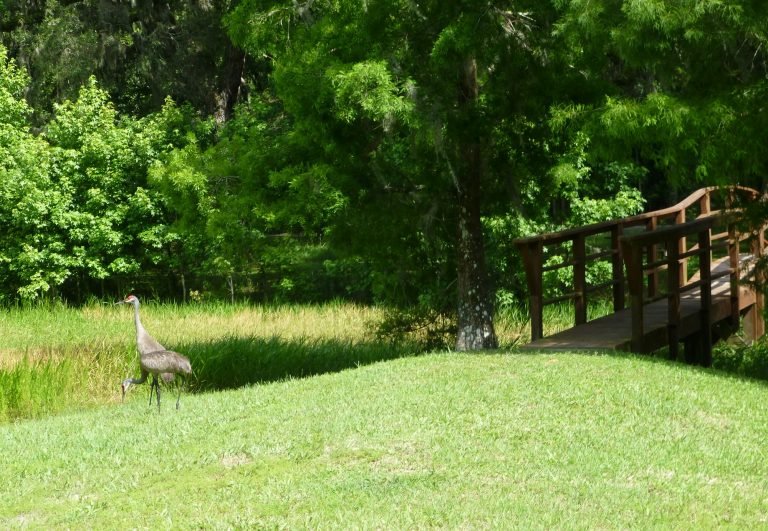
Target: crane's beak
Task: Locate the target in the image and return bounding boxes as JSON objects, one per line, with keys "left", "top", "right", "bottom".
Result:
{"left": 121, "top": 381, "right": 130, "bottom": 401}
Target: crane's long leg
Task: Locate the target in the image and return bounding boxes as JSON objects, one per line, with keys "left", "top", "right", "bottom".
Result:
{"left": 155, "top": 377, "right": 161, "bottom": 411}
{"left": 176, "top": 376, "right": 184, "bottom": 410}
{"left": 149, "top": 375, "right": 158, "bottom": 406}
{"left": 122, "top": 371, "right": 148, "bottom": 403}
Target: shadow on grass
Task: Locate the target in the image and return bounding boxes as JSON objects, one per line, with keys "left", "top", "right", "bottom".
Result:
{"left": 516, "top": 339, "right": 768, "bottom": 387}
{"left": 178, "top": 335, "right": 421, "bottom": 391}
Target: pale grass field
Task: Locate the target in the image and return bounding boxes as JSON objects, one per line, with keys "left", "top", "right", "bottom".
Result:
{"left": 0, "top": 302, "right": 385, "bottom": 367}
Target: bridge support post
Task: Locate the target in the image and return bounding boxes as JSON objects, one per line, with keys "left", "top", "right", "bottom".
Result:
{"left": 698, "top": 228, "right": 713, "bottom": 366}
{"left": 667, "top": 241, "right": 681, "bottom": 361}
{"left": 744, "top": 224, "right": 766, "bottom": 342}
{"left": 611, "top": 225, "right": 625, "bottom": 311}
{"left": 520, "top": 241, "right": 544, "bottom": 342}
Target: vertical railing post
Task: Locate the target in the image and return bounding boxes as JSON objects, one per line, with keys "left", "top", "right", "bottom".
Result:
{"left": 621, "top": 238, "right": 645, "bottom": 352}
{"left": 698, "top": 227, "right": 713, "bottom": 367}
{"left": 520, "top": 240, "right": 544, "bottom": 341}
{"left": 745, "top": 223, "right": 766, "bottom": 341}
{"left": 646, "top": 217, "right": 658, "bottom": 298}
{"left": 754, "top": 225, "right": 766, "bottom": 339}
{"left": 574, "top": 234, "right": 587, "bottom": 326}
{"left": 611, "top": 225, "right": 625, "bottom": 311}
{"left": 666, "top": 237, "right": 681, "bottom": 361}
{"left": 728, "top": 220, "right": 740, "bottom": 329}
{"left": 675, "top": 209, "right": 687, "bottom": 286}
{"left": 699, "top": 193, "right": 711, "bottom": 217}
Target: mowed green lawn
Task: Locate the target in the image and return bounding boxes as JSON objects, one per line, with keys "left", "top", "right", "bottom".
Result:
{"left": 2, "top": 350, "right": 768, "bottom": 528}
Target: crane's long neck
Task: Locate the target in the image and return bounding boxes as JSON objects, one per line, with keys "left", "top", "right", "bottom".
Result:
{"left": 132, "top": 302, "right": 145, "bottom": 341}
{"left": 131, "top": 300, "right": 165, "bottom": 354}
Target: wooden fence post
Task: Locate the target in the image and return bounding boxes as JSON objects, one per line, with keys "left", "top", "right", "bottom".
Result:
{"left": 675, "top": 209, "right": 687, "bottom": 286}
{"left": 728, "top": 221, "right": 740, "bottom": 329}
{"left": 520, "top": 240, "right": 544, "bottom": 341}
{"left": 621, "top": 238, "right": 645, "bottom": 352}
{"left": 698, "top": 228, "right": 713, "bottom": 366}
{"left": 611, "top": 225, "right": 625, "bottom": 311}
{"left": 646, "top": 217, "right": 658, "bottom": 298}
{"left": 574, "top": 234, "right": 587, "bottom": 325}
{"left": 666, "top": 238, "right": 681, "bottom": 361}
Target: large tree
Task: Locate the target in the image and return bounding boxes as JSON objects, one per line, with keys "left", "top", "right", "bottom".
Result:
{"left": 227, "top": 0, "right": 562, "bottom": 350}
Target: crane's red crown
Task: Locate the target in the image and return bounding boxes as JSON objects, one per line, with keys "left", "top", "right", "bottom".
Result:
{"left": 124, "top": 294, "right": 137, "bottom": 302}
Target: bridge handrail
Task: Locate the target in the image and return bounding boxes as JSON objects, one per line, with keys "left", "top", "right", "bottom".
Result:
{"left": 620, "top": 213, "right": 736, "bottom": 363}
{"left": 514, "top": 185, "right": 761, "bottom": 344}
{"left": 514, "top": 185, "right": 757, "bottom": 246}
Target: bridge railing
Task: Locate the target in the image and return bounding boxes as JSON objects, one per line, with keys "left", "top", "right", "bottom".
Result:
{"left": 514, "top": 186, "right": 761, "bottom": 343}
{"left": 620, "top": 214, "right": 731, "bottom": 363}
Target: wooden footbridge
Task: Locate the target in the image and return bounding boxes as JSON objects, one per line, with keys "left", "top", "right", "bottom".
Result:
{"left": 514, "top": 186, "right": 766, "bottom": 365}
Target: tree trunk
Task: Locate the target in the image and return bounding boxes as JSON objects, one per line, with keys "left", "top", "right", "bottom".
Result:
{"left": 214, "top": 42, "right": 247, "bottom": 125}
{"left": 455, "top": 56, "right": 498, "bottom": 351}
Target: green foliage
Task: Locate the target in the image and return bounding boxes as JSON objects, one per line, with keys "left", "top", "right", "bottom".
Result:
{"left": 0, "top": 55, "right": 195, "bottom": 301}
{"left": 1, "top": 0, "right": 767, "bottom": 315}
{"left": 332, "top": 60, "right": 415, "bottom": 124}
{"left": 553, "top": 0, "right": 768, "bottom": 192}
{"left": 713, "top": 337, "right": 768, "bottom": 381}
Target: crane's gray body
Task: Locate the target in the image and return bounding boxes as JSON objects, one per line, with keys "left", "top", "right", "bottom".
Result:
{"left": 140, "top": 350, "right": 192, "bottom": 376}
{"left": 119, "top": 295, "right": 192, "bottom": 410}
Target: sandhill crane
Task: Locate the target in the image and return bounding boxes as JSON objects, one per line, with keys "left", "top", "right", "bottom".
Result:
{"left": 117, "top": 294, "right": 192, "bottom": 409}
{"left": 121, "top": 350, "right": 192, "bottom": 410}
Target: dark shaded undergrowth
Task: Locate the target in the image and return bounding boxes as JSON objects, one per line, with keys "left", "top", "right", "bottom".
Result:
{"left": 180, "top": 335, "right": 419, "bottom": 391}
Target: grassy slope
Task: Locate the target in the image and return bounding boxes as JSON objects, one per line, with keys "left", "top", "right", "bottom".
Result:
{"left": 2, "top": 352, "right": 767, "bottom": 528}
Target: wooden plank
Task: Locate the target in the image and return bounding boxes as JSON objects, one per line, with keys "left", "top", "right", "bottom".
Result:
{"left": 611, "top": 225, "right": 625, "bottom": 311}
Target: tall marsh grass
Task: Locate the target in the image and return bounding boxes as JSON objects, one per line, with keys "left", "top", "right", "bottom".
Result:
{"left": 0, "top": 302, "right": 417, "bottom": 421}
{"left": 0, "top": 298, "right": 612, "bottom": 421}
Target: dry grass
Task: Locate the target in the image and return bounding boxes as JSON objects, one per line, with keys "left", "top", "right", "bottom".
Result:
{"left": 0, "top": 301, "right": 384, "bottom": 366}
{"left": 0, "top": 301, "right": 403, "bottom": 421}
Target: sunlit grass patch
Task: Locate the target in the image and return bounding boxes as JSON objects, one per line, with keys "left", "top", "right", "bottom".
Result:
{"left": 0, "top": 301, "right": 413, "bottom": 421}
{"left": 2, "top": 352, "right": 768, "bottom": 528}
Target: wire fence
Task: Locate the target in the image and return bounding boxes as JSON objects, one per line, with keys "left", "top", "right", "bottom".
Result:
{"left": 57, "top": 268, "right": 372, "bottom": 306}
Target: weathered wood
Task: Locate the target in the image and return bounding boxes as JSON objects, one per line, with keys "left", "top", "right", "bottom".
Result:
{"left": 611, "top": 225, "right": 625, "bottom": 311}
{"left": 646, "top": 217, "right": 659, "bottom": 298}
{"left": 520, "top": 241, "right": 544, "bottom": 341}
{"left": 676, "top": 208, "right": 687, "bottom": 285}
{"left": 523, "top": 258, "right": 753, "bottom": 352}
{"left": 745, "top": 225, "right": 766, "bottom": 341}
{"left": 621, "top": 239, "right": 645, "bottom": 352}
{"left": 514, "top": 185, "right": 757, "bottom": 247}
{"left": 574, "top": 233, "right": 587, "bottom": 325}
{"left": 728, "top": 222, "right": 740, "bottom": 329}
{"left": 698, "top": 228, "right": 713, "bottom": 366}
{"left": 515, "top": 186, "right": 764, "bottom": 354}
{"left": 666, "top": 240, "right": 681, "bottom": 360}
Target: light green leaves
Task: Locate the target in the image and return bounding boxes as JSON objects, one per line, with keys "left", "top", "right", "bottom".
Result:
{"left": 332, "top": 61, "right": 414, "bottom": 125}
